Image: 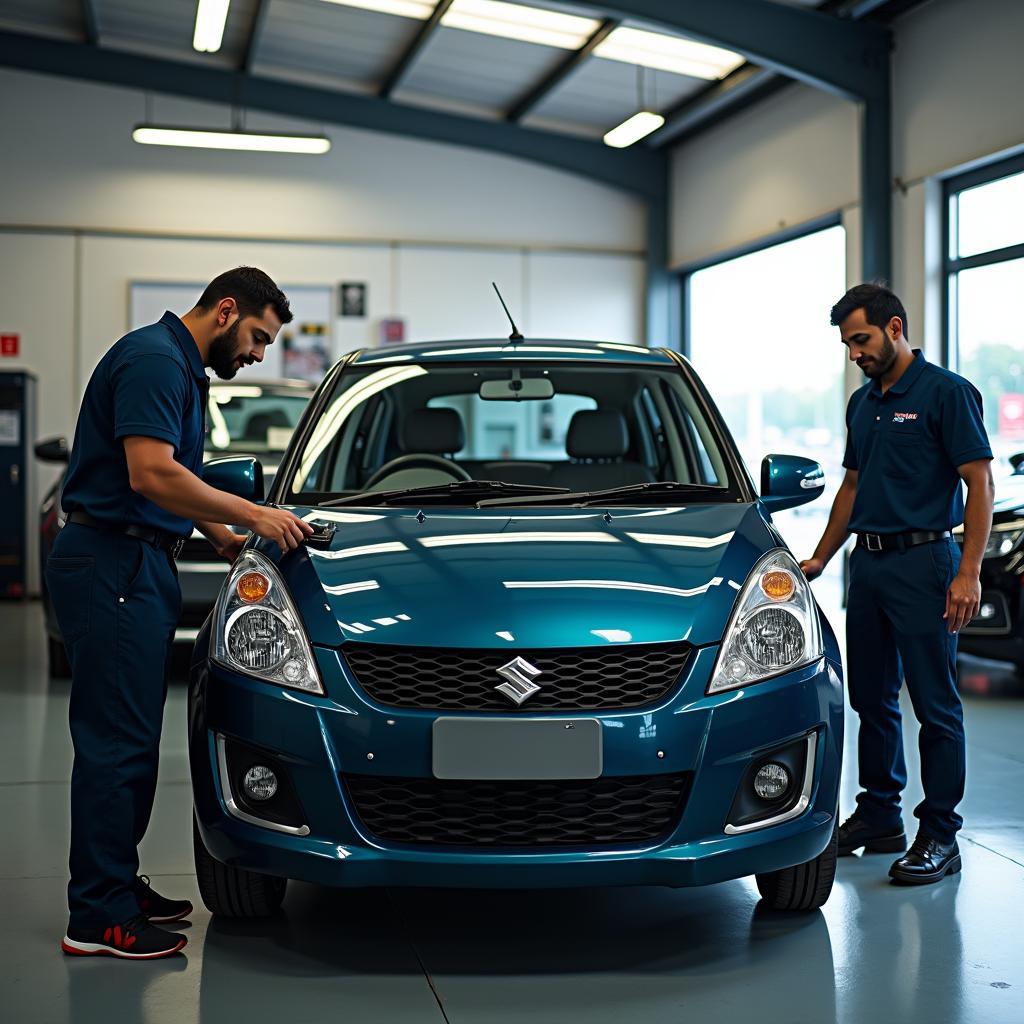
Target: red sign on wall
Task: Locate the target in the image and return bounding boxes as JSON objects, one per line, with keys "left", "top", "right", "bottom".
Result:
{"left": 999, "top": 393, "right": 1024, "bottom": 439}
{"left": 0, "top": 333, "right": 18, "bottom": 357}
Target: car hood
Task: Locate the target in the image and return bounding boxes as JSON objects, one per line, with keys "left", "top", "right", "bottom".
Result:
{"left": 267, "top": 503, "right": 780, "bottom": 649}
{"left": 993, "top": 474, "right": 1024, "bottom": 518}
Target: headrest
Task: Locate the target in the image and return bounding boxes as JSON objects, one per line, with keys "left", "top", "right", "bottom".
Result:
{"left": 566, "top": 410, "right": 629, "bottom": 460}
{"left": 399, "top": 408, "right": 465, "bottom": 454}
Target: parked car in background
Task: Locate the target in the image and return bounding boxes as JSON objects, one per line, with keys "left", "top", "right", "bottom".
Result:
{"left": 953, "top": 456, "right": 1024, "bottom": 675}
{"left": 189, "top": 339, "right": 844, "bottom": 919}
{"left": 36, "top": 378, "right": 314, "bottom": 677}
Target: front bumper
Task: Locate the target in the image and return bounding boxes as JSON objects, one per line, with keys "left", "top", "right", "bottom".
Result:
{"left": 190, "top": 638, "right": 844, "bottom": 889}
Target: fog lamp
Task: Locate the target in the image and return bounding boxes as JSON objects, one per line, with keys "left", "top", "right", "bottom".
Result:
{"left": 242, "top": 765, "right": 278, "bottom": 801}
{"left": 754, "top": 762, "right": 790, "bottom": 801}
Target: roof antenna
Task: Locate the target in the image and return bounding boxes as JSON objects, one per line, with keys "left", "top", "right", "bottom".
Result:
{"left": 492, "top": 282, "right": 524, "bottom": 343}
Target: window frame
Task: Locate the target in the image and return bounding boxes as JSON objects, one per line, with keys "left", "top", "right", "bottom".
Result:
{"left": 942, "top": 151, "right": 1024, "bottom": 370}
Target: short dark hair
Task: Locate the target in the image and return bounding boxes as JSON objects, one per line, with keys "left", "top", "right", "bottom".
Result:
{"left": 196, "top": 267, "right": 292, "bottom": 325}
{"left": 830, "top": 282, "right": 908, "bottom": 339}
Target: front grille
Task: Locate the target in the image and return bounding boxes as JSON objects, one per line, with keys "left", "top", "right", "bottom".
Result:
{"left": 343, "top": 773, "right": 690, "bottom": 847}
{"left": 340, "top": 641, "right": 690, "bottom": 712}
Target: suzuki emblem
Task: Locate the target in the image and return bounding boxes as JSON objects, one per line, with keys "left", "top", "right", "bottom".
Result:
{"left": 495, "top": 656, "right": 543, "bottom": 706}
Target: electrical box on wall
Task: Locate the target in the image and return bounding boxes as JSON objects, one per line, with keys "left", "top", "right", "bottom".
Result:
{"left": 0, "top": 371, "right": 37, "bottom": 598}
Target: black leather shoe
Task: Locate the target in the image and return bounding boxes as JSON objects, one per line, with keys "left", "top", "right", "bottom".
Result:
{"left": 889, "top": 835, "right": 962, "bottom": 885}
{"left": 838, "top": 814, "right": 907, "bottom": 856}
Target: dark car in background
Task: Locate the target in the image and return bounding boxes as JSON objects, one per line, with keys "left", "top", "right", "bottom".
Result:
{"left": 36, "top": 378, "right": 314, "bottom": 676}
{"left": 954, "top": 459, "right": 1024, "bottom": 675}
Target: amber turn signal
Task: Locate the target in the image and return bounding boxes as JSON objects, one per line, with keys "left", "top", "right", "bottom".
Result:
{"left": 236, "top": 571, "right": 271, "bottom": 604}
{"left": 759, "top": 569, "right": 795, "bottom": 601}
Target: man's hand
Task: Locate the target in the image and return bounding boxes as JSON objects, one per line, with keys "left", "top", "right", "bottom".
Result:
{"left": 213, "top": 530, "right": 248, "bottom": 564}
{"left": 799, "top": 557, "right": 825, "bottom": 581}
{"left": 944, "top": 570, "right": 981, "bottom": 634}
{"left": 244, "top": 505, "right": 314, "bottom": 552}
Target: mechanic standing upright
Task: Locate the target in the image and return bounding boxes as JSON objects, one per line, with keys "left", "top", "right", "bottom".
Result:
{"left": 48, "top": 268, "right": 314, "bottom": 959}
{"left": 801, "top": 283, "right": 993, "bottom": 885}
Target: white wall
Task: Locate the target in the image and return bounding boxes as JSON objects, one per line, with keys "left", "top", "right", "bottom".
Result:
{"left": 670, "top": 0, "right": 1024, "bottom": 365}
{"left": 0, "top": 67, "right": 644, "bottom": 252}
{"left": 670, "top": 86, "right": 859, "bottom": 270}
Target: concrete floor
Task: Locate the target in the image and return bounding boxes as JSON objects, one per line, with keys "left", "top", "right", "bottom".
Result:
{"left": 2, "top": 598, "right": 1023, "bottom": 1024}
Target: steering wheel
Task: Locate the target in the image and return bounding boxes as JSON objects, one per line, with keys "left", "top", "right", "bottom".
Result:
{"left": 363, "top": 454, "right": 471, "bottom": 489}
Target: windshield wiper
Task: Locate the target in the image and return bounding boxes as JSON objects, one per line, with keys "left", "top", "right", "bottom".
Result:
{"left": 321, "top": 479, "right": 572, "bottom": 508}
{"left": 479, "top": 481, "right": 726, "bottom": 507}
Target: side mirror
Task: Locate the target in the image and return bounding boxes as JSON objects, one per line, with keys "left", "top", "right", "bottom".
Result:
{"left": 760, "top": 454, "right": 825, "bottom": 513}
{"left": 1010, "top": 452, "right": 1024, "bottom": 473}
{"left": 35, "top": 436, "right": 69, "bottom": 463}
{"left": 203, "top": 456, "right": 264, "bottom": 503}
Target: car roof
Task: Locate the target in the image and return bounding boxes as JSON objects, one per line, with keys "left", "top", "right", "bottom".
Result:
{"left": 351, "top": 338, "right": 676, "bottom": 367}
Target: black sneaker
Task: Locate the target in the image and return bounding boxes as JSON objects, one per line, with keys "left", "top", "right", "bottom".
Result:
{"left": 837, "top": 814, "right": 907, "bottom": 856}
{"left": 62, "top": 914, "right": 187, "bottom": 960}
{"left": 134, "top": 875, "right": 193, "bottom": 924}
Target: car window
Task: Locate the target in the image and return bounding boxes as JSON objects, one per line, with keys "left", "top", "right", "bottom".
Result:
{"left": 287, "top": 361, "right": 739, "bottom": 503}
{"left": 206, "top": 387, "right": 311, "bottom": 455}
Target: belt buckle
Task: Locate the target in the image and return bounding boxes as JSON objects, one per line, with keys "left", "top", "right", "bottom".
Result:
{"left": 171, "top": 539, "right": 185, "bottom": 559}
{"left": 865, "top": 533, "right": 882, "bottom": 552}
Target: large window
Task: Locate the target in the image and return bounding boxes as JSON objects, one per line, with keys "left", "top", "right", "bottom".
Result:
{"left": 945, "top": 154, "right": 1024, "bottom": 473}
{"left": 686, "top": 224, "right": 847, "bottom": 570}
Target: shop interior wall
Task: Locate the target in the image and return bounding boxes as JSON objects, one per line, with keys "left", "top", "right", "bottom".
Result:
{"left": 0, "top": 67, "right": 645, "bottom": 595}
{"left": 670, "top": 0, "right": 1024, "bottom": 366}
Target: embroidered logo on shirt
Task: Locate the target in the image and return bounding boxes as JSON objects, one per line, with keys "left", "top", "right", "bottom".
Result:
{"left": 892, "top": 412, "right": 919, "bottom": 423}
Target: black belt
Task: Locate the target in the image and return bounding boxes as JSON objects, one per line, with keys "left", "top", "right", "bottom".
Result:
{"left": 856, "top": 529, "right": 951, "bottom": 553}
{"left": 67, "top": 510, "right": 187, "bottom": 558}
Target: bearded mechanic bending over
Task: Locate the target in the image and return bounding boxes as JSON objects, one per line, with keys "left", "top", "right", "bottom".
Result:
{"left": 48, "top": 267, "right": 313, "bottom": 959}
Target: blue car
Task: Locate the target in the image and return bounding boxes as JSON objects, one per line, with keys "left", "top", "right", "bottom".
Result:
{"left": 190, "top": 339, "right": 844, "bottom": 918}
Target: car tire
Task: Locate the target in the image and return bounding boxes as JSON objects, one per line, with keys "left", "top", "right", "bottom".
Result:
{"left": 47, "top": 636, "right": 72, "bottom": 679}
{"left": 193, "top": 815, "right": 287, "bottom": 918}
{"left": 755, "top": 823, "right": 838, "bottom": 911}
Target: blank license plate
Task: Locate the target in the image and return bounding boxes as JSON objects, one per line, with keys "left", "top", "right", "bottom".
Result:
{"left": 432, "top": 718, "right": 602, "bottom": 780}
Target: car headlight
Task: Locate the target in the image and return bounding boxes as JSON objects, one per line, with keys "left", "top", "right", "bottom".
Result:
{"left": 211, "top": 550, "right": 324, "bottom": 695}
{"left": 708, "top": 548, "right": 823, "bottom": 694}
{"left": 984, "top": 522, "right": 1024, "bottom": 559}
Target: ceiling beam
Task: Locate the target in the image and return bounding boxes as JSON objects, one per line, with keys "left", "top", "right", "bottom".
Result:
{"left": 0, "top": 29, "right": 664, "bottom": 201}
{"left": 379, "top": 0, "right": 453, "bottom": 100}
{"left": 649, "top": 65, "right": 788, "bottom": 148}
{"left": 80, "top": 0, "right": 100, "bottom": 46}
{"left": 593, "top": 1, "right": 890, "bottom": 101}
{"left": 505, "top": 19, "right": 619, "bottom": 124}
{"left": 241, "top": 0, "right": 272, "bottom": 74}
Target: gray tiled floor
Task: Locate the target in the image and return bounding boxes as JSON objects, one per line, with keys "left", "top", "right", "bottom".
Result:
{"left": 2, "top": 599, "right": 1022, "bottom": 1024}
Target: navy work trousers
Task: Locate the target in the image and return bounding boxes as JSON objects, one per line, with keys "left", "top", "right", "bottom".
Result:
{"left": 845, "top": 536, "right": 965, "bottom": 845}
{"left": 46, "top": 523, "right": 181, "bottom": 928}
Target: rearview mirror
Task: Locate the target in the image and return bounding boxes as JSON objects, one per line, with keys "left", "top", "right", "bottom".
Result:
{"left": 203, "top": 456, "right": 264, "bottom": 503}
{"left": 34, "top": 436, "right": 69, "bottom": 463}
{"left": 760, "top": 454, "right": 824, "bottom": 513}
{"left": 479, "top": 378, "right": 555, "bottom": 401}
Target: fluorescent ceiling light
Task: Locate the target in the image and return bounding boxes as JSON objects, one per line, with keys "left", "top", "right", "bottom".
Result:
{"left": 320, "top": 0, "right": 598, "bottom": 49}
{"left": 594, "top": 27, "right": 743, "bottom": 80}
{"left": 442, "top": 0, "right": 598, "bottom": 50}
{"left": 320, "top": 0, "right": 434, "bottom": 17}
{"left": 193, "top": 0, "right": 231, "bottom": 53}
{"left": 133, "top": 127, "right": 331, "bottom": 154}
{"left": 603, "top": 111, "right": 665, "bottom": 149}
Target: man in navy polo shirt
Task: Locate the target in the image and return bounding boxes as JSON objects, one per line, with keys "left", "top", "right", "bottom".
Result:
{"left": 801, "top": 283, "right": 993, "bottom": 886}
{"left": 48, "top": 267, "right": 313, "bottom": 959}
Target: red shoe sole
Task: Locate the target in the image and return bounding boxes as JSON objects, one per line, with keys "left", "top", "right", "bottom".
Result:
{"left": 61, "top": 937, "right": 187, "bottom": 960}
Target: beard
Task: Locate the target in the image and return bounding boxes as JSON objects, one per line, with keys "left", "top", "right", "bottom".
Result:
{"left": 858, "top": 332, "right": 897, "bottom": 379}
{"left": 208, "top": 319, "right": 244, "bottom": 380}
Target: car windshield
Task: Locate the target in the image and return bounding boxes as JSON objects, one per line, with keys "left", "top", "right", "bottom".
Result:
{"left": 283, "top": 360, "right": 742, "bottom": 506}
{"left": 205, "top": 385, "right": 312, "bottom": 456}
